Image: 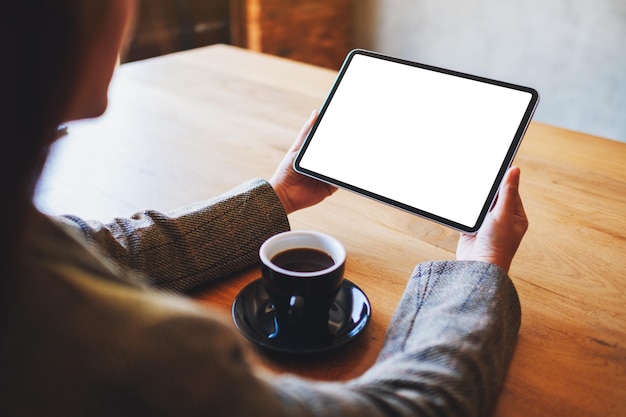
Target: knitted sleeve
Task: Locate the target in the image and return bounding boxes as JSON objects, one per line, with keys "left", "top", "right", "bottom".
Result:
{"left": 264, "top": 260, "right": 521, "bottom": 417}
{"left": 53, "top": 179, "right": 290, "bottom": 292}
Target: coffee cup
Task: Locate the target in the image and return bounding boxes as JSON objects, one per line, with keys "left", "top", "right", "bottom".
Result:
{"left": 259, "top": 231, "right": 346, "bottom": 343}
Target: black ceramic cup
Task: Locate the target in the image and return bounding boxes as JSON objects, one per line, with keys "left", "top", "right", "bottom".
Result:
{"left": 259, "top": 231, "right": 346, "bottom": 344}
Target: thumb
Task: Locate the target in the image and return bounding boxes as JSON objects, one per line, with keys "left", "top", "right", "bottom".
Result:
{"left": 289, "top": 109, "right": 318, "bottom": 153}
{"left": 494, "top": 166, "right": 521, "bottom": 217}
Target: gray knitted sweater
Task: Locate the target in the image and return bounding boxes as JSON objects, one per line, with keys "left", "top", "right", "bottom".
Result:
{"left": 1, "top": 179, "right": 520, "bottom": 417}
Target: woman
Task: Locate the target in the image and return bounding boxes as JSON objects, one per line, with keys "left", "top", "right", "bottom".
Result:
{"left": 1, "top": 1, "right": 528, "bottom": 416}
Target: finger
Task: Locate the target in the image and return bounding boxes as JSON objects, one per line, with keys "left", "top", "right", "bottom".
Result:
{"left": 511, "top": 176, "right": 529, "bottom": 233}
{"left": 290, "top": 109, "right": 318, "bottom": 152}
{"left": 494, "top": 166, "right": 521, "bottom": 216}
{"left": 514, "top": 188, "right": 527, "bottom": 219}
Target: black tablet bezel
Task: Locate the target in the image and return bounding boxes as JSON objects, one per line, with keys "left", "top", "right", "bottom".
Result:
{"left": 294, "top": 49, "right": 539, "bottom": 233}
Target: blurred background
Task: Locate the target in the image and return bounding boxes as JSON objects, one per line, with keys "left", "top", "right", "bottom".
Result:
{"left": 124, "top": 0, "right": 626, "bottom": 143}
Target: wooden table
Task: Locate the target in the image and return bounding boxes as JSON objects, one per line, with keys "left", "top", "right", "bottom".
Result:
{"left": 35, "top": 44, "right": 626, "bottom": 417}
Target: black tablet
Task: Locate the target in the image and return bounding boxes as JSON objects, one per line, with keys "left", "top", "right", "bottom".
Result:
{"left": 294, "top": 49, "right": 539, "bottom": 233}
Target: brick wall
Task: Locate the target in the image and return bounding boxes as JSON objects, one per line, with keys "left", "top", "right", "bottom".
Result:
{"left": 246, "top": 0, "right": 354, "bottom": 70}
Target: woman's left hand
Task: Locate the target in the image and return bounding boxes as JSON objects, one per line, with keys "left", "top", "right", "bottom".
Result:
{"left": 270, "top": 110, "right": 337, "bottom": 214}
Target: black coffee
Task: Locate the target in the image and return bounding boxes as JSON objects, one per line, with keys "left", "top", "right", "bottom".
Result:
{"left": 271, "top": 248, "right": 335, "bottom": 272}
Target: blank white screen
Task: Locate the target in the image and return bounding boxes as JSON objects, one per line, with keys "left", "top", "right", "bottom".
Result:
{"left": 298, "top": 53, "right": 533, "bottom": 230}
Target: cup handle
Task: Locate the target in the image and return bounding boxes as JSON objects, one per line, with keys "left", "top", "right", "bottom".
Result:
{"left": 288, "top": 295, "right": 305, "bottom": 323}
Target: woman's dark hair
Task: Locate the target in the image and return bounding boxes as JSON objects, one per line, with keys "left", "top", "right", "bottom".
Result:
{"left": 0, "top": 2, "right": 107, "bottom": 284}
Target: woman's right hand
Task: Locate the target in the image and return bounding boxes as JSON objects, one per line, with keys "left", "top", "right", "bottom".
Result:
{"left": 456, "top": 166, "right": 529, "bottom": 273}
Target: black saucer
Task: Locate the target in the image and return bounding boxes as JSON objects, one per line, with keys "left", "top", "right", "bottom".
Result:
{"left": 232, "top": 278, "right": 371, "bottom": 353}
